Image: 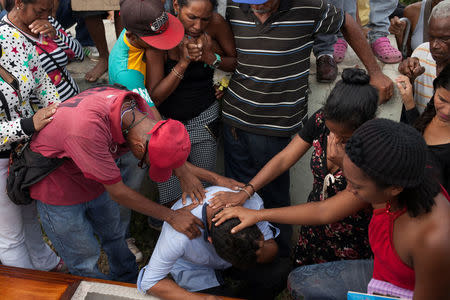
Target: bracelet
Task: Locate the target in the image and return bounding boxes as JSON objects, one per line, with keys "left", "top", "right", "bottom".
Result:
{"left": 245, "top": 183, "right": 256, "bottom": 194}
{"left": 171, "top": 67, "right": 184, "bottom": 80}
{"left": 238, "top": 187, "right": 252, "bottom": 199}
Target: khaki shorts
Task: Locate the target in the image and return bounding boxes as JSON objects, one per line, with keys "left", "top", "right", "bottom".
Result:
{"left": 71, "top": 0, "right": 119, "bottom": 11}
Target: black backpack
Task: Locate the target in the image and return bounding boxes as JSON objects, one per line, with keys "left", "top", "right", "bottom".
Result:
{"left": 6, "top": 141, "right": 64, "bottom": 205}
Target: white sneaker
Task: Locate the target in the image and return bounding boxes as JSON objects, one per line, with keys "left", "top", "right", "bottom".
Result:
{"left": 126, "top": 238, "right": 143, "bottom": 263}
{"left": 83, "top": 46, "right": 100, "bottom": 59}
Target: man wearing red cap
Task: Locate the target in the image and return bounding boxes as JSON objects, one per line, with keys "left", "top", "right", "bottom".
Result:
{"left": 28, "top": 85, "right": 235, "bottom": 281}
{"left": 109, "top": 0, "right": 210, "bottom": 205}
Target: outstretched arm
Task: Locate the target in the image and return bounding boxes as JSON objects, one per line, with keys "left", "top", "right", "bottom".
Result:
{"left": 213, "top": 188, "right": 369, "bottom": 233}
{"left": 105, "top": 181, "right": 203, "bottom": 239}
{"left": 209, "top": 135, "right": 311, "bottom": 209}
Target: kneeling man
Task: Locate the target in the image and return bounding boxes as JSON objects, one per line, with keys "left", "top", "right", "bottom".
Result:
{"left": 137, "top": 186, "right": 290, "bottom": 300}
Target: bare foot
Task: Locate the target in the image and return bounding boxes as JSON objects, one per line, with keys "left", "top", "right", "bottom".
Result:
{"left": 85, "top": 56, "right": 108, "bottom": 82}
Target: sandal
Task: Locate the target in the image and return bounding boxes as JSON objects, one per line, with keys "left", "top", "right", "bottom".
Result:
{"left": 333, "top": 38, "right": 348, "bottom": 63}
{"left": 371, "top": 37, "right": 402, "bottom": 64}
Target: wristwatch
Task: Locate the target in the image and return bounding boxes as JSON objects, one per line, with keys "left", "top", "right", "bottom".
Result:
{"left": 211, "top": 53, "right": 222, "bottom": 69}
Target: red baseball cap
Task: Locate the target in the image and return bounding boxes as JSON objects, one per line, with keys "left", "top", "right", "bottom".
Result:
{"left": 120, "top": 0, "right": 184, "bottom": 50}
{"left": 147, "top": 119, "right": 191, "bottom": 182}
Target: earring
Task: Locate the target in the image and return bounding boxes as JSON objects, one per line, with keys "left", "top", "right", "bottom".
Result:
{"left": 16, "top": 7, "right": 19, "bottom": 9}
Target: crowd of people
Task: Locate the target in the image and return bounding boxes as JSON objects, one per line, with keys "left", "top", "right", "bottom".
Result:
{"left": 0, "top": 0, "right": 449, "bottom": 299}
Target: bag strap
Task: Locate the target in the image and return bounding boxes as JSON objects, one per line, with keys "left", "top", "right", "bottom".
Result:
{"left": 0, "top": 20, "right": 78, "bottom": 94}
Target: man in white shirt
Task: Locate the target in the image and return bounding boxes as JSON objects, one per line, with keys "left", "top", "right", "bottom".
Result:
{"left": 137, "top": 186, "right": 290, "bottom": 300}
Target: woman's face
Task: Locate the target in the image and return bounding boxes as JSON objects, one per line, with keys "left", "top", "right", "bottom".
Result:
{"left": 325, "top": 120, "right": 354, "bottom": 144}
{"left": 342, "top": 154, "right": 392, "bottom": 207}
{"left": 176, "top": 0, "right": 213, "bottom": 38}
{"left": 18, "top": 0, "right": 52, "bottom": 25}
{"left": 434, "top": 87, "right": 450, "bottom": 123}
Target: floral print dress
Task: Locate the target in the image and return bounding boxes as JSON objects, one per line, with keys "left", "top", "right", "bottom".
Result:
{"left": 294, "top": 110, "right": 373, "bottom": 266}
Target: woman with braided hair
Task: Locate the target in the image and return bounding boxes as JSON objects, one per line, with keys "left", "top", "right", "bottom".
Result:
{"left": 213, "top": 118, "right": 450, "bottom": 300}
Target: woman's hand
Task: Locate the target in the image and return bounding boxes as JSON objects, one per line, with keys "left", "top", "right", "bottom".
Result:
{"left": 198, "top": 33, "right": 215, "bottom": 65}
{"left": 32, "top": 102, "right": 59, "bottom": 131}
{"left": 186, "top": 33, "right": 216, "bottom": 65}
{"left": 29, "top": 19, "right": 57, "bottom": 38}
{"left": 396, "top": 75, "right": 415, "bottom": 110}
{"left": 184, "top": 36, "right": 202, "bottom": 62}
{"left": 179, "top": 36, "right": 194, "bottom": 64}
{"left": 214, "top": 174, "right": 243, "bottom": 191}
{"left": 214, "top": 84, "right": 224, "bottom": 100}
{"left": 327, "top": 132, "right": 345, "bottom": 169}
{"left": 209, "top": 190, "right": 248, "bottom": 209}
{"left": 212, "top": 206, "right": 260, "bottom": 233}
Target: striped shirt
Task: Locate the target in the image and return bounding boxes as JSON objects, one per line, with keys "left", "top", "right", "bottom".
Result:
{"left": 223, "top": 0, "right": 344, "bottom": 137}
{"left": 411, "top": 42, "right": 436, "bottom": 114}
{"left": 4, "top": 16, "right": 84, "bottom": 103}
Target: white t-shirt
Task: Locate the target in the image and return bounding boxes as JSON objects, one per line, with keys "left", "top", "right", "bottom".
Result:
{"left": 137, "top": 186, "right": 277, "bottom": 293}
{"left": 411, "top": 42, "right": 437, "bottom": 113}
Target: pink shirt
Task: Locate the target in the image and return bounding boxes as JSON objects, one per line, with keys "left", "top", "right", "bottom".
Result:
{"left": 30, "top": 86, "right": 150, "bottom": 205}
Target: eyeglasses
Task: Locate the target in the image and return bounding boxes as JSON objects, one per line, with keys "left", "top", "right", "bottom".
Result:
{"left": 138, "top": 137, "right": 150, "bottom": 169}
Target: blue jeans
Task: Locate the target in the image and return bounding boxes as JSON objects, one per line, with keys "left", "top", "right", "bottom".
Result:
{"left": 313, "top": 0, "right": 398, "bottom": 56}
{"left": 116, "top": 151, "right": 147, "bottom": 238}
{"left": 37, "top": 192, "right": 138, "bottom": 282}
{"left": 288, "top": 259, "right": 373, "bottom": 300}
{"left": 367, "top": 0, "right": 398, "bottom": 43}
{"left": 223, "top": 123, "right": 292, "bottom": 257}
{"left": 313, "top": 0, "right": 356, "bottom": 57}
{"left": 56, "top": 0, "right": 94, "bottom": 47}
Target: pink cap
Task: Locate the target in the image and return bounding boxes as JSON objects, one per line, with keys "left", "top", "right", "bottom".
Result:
{"left": 147, "top": 119, "right": 191, "bottom": 182}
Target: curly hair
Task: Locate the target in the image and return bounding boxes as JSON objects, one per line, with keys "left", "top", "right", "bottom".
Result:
{"left": 210, "top": 217, "right": 262, "bottom": 270}
{"left": 345, "top": 119, "right": 440, "bottom": 217}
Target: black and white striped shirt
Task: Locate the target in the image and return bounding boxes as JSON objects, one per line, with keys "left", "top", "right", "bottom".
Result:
{"left": 8, "top": 16, "right": 85, "bottom": 104}
{"left": 36, "top": 17, "right": 84, "bottom": 102}
{"left": 223, "top": 0, "right": 344, "bottom": 137}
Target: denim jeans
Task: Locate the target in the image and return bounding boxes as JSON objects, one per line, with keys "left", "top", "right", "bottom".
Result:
{"left": 56, "top": 0, "right": 94, "bottom": 47}
{"left": 313, "top": 0, "right": 356, "bottom": 57}
{"left": 367, "top": 0, "right": 398, "bottom": 43}
{"left": 115, "top": 151, "right": 147, "bottom": 238}
{"left": 37, "top": 192, "right": 138, "bottom": 282}
{"left": 223, "top": 123, "right": 292, "bottom": 257}
{"left": 313, "top": 0, "right": 398, "bottom": 56}
{"left": 288, "top": 259, "right": 374, "bottom": 300}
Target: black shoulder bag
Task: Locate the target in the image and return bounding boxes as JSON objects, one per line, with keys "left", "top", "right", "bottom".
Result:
{"left": 7, "top": 141, "right": 65, "bottom": 205}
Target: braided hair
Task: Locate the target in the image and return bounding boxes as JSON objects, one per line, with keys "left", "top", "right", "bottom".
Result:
{"left": 345, "top": 118, "right": 440, "bottom": 217}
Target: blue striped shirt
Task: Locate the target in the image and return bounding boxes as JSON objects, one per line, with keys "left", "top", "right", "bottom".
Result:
{"left": 223, "top": 0, "right": 344, "bottom": 137}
